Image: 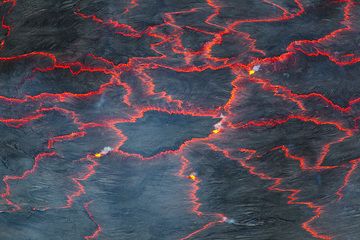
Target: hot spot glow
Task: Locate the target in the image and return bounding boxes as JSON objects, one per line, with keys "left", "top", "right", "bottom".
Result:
{"left": 188, "top": 174, "right": 197, "bottom": 181}
{"left": 212, "top": 129, "right": 220, "bottom": 134}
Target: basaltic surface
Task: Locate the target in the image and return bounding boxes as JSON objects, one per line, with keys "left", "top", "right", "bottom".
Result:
{"left": 0, "top": 0, "right": 359, "bottom": 239}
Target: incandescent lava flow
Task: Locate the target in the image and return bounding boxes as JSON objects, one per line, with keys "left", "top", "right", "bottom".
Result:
{"left": 0, "top": 0, "right": 359, "bottom": 239}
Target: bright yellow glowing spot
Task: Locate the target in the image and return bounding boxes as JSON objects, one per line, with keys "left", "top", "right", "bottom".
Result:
{"left": 249, "top": 69, "right": 255, "bottom": 75}
{"left": 212, "top": 129, "right": 220, "bottom": 134}
{"left": 95, "top": 153, "right": 102, "bottom": 158}
{"left": 188, "top": 174, "right": 197, "bottom": 181}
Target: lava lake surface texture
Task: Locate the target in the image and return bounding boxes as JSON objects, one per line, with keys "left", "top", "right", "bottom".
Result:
{"left": 0, "top": 0, "right": 359, "bottom": 239}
